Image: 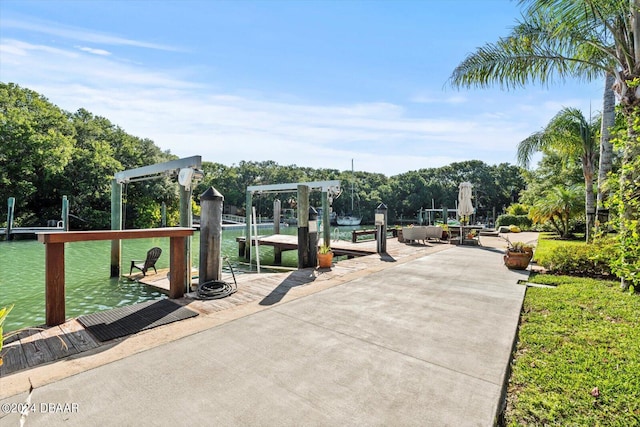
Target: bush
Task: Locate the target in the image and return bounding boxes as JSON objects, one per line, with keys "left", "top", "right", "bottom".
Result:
{"left": 537, "top": 239, "right": 618, "bottom": 278}
{"left": 496, "top": 214, "right": 532, "bottom": 229}
{"left": 506, "top": 203, "right": 529, "bottom": 216}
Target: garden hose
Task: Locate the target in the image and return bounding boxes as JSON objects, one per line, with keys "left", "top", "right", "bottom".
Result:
{"left": 195, "top": 258, "right": 238, "bottom": 300}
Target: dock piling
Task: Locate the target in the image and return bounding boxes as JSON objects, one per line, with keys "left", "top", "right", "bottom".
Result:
{"left": 199, "top": 187, "right": 224, "bottom": 285}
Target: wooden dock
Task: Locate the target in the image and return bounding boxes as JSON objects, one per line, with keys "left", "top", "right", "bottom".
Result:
{"left": 0, "top": 226, "right": 64, "bottom": 237}
{"left": 236, "top": 234, "right": 380, "bottom": 258}
{"left": 0, "top": 237, "right": 455, "bottom": 379}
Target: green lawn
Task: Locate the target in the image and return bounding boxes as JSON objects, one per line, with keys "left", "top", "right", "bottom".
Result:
{"left": 504, "top": 272, "right": 640, "bottom": 425}
{"left": 532, "top": 232, "right": 586, "bottom": 266}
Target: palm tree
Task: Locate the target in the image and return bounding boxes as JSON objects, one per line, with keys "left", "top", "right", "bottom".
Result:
{"left": 449, "top": 0, "right": 640, "bottom": 291}
{"left": 529, "top": 184, "right": 584, "bottom": 238}
{"left": 596, "top": 73, "right": 616, "bottom": 226}
{"left": 517, "top": 107, "right": 599, "bottom": 241}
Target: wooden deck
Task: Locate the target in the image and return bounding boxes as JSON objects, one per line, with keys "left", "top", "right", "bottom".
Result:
{"left": 237, "top": 234, "right": 380, "bottom": 258}
{"left": 0, "top": 236, "right": 454, "bottom": 378}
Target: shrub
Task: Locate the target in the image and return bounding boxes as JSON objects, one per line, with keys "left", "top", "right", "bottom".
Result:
{"left": 506, "top": 203, "right": 529, "bottom": 216}
{"left": 537, "top": 239, "right": 618, "bottom": 278}
{"left": 496, "top": 214, "right": 532, "bottom": 229}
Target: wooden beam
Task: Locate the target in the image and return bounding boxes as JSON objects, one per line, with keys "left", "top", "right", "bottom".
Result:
{"left": 169, "top": 236, "right": 187, "bottom": 298}
{"left": 38, "top": 227, "right": 194, "bottom": 244}
{"left": 37, "top": 228, "right": 195, "bottom": 326}
{"left": 45, "top": 242, "right": 65, "bottom": 326}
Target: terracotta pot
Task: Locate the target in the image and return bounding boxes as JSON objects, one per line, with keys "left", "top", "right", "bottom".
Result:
{"left": 503, "top": 251, "right": 533, "bottom": 270}
{"left": 318, "top": 252, "right": 334, "bottom": 268}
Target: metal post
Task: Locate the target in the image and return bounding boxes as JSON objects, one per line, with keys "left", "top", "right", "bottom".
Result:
{"left": 6, "top": 197, "right": 15, "bottom": 241}
{"left": 376, "top": 203, "right": 388, "bottom": 253}
{"left": 110, "top": 179, "right": 122, "bottom": 277}
{"left": 161, "top": 202, "right": 167, "bottom": 227}
{"left": 61, "top": 195, "right": 69, "bottom": 231}
{"left": 199, "top": 187, "right": 224, "bottom": 285}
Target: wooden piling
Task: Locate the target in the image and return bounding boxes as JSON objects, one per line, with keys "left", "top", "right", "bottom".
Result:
{"left": 199, "top": 187, "right": 224, "bottom": 284}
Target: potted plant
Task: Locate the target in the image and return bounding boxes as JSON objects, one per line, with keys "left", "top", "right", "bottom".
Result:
{"left": 502, "top": 237, "right": 534, "bottom": 270}
{"left": 318, "top": 244, "right": 334, "bottom": 268}
{"left": 440, "top": 224, "right": 449, "bottom": 240}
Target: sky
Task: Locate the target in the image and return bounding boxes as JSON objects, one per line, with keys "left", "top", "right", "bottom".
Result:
{"left": 0, "top": 0, "right": 604, "bottom": 177}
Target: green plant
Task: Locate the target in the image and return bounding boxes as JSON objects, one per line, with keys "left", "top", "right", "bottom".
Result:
{"left": 506, "top": 203, "right": 529, "bottom": 216}
{"left": 496, "top": 214, "right": 532, "bottom": 229}
{"left": 501, "top": 236, "right": 533, "bottom": 253}
{"left": 538, "top": 241, "right": 617, "bottom": 279}
{"left": 0, "top": 304, "right": 14, "bottom": 366}
{"left": 318, "top": 244, "right": 332, "bottom": 254}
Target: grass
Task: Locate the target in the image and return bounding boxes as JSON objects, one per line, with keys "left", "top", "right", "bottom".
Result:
{"left": 504, "top": 272, "right": 640, "bottom": 425}
{"left": 532, "top": 232, "right": 586, "bottom": 266}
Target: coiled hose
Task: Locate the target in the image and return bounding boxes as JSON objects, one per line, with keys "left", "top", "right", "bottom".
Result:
{"left": 196, "top": 258, "right": 238, "bottom": 300}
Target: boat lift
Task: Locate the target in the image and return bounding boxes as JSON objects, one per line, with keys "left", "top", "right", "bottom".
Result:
{"left": 244, "top": 180, "right": 341, "bottom": 267}
{"left": 111, "top": 156, "right": 203, "bottom": 287}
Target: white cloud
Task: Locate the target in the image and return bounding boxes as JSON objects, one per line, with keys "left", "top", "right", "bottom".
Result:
{"left": 0, "top": 33, "right": 566, "bottom": 176}
{"left": 2, "top": 17, "right": 179, "bottom": 51}
{"left": 76, "top": 46, "right": 111, "bottom": 56}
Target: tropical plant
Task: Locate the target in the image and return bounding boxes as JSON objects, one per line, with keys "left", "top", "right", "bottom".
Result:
{"left": 517, "top": 107, "right": 599, "bottom": 241}
{"left": 449, "top": 0, "right": 640, "bottom": 291}
{"left": 318, "top": 244, "right": 332, "bottom": 254}
{"left": 529, "top": 185, "right": 584, "bottom": 238}
{"left": 0, "top": 304, "right": 13, "bottom": 366}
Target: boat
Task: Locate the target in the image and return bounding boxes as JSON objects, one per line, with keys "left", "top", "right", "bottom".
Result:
{"left": 336, "top": 214, "right": 361, "bottom": 226}
{"left": 337, "top": 159, "right": 362, "bottom": 226}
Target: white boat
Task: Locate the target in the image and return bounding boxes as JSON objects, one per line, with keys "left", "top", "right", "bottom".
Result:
{"left": 336, "top": 215, "right": 361, "bottom": 226}
{"left": 337, "top": 159, "right": 362, "bottom": 226}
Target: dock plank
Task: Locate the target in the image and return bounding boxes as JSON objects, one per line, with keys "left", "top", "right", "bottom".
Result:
{"left": 0, "top": 341, "right": 28, "bottom": 376}
{"left": 20, "top": 331, "right": 58, "bottom": 368}
{"left": 58, "top": 321, "right": 99, "bottom": 353}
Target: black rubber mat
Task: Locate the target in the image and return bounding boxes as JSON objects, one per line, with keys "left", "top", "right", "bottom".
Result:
{"left": 77, "top": 299, "right": 198, "bottom": 342}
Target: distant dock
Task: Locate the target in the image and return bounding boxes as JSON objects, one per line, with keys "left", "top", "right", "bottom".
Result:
{"left": 0, "top": 226, "right": 65, "bottom": 239}
{"left": 236, "top": 234, "right": 380, "bottom": 259}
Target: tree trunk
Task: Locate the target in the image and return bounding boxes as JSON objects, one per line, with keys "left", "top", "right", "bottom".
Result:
{"left": 596, "top": 73, "right": 615, "bottom": 229}
{"left": 584, "top": 163, "right": 595, "bottom": 242}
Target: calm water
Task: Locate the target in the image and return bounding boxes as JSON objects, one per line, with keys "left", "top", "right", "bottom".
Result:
{"left": 0, "top": 225, "right": 362, "bottom": 332}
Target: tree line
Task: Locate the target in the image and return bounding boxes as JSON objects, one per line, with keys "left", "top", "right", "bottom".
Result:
{"left": 1, "top": 82, "right": 525, "bottom": 232}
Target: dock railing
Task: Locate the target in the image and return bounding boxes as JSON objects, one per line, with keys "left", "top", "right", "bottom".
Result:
{"left": 37, "top": 228, "right": 194, "bottom": 326}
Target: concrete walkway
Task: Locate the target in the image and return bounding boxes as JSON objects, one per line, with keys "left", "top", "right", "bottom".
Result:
{"left": 0, "top": 238, "right": 532, "bottom": 426}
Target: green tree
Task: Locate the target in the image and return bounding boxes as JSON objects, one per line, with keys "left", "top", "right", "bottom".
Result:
{"left": 529, "top": 184, "right": 584, "bottom": 237}
{"left": 517, "top": 107, "right": 599, "bottom": 241}
{"left": 0, "top": 83, "right": 75, "bottom": 225}
{"left": 449, "top": 0, "right": 640, "bottom": 290}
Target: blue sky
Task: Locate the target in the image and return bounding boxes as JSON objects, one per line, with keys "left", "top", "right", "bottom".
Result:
{"left": 0, "top": 0, "right": 604, "bottom": 176}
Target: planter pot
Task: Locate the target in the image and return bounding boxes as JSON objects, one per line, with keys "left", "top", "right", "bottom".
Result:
{"left": 397, "top": 229, "right": 404, "bottom": 243}
{"left": 503, "top": 251, "right": 533, "bottom": 270}
{"left": 318, "top": 252, "right": 334, "bottom": 268}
